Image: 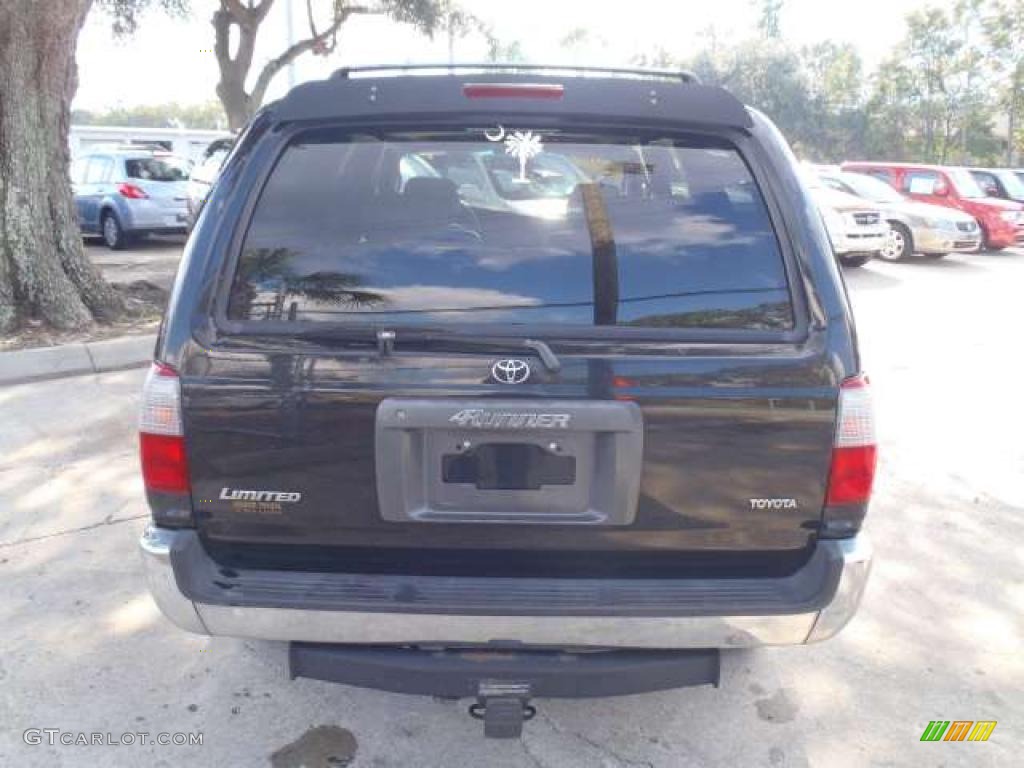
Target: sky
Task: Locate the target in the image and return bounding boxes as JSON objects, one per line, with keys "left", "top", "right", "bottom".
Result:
{"left": 74, "top": 0, "right": 935, "bottom": 114}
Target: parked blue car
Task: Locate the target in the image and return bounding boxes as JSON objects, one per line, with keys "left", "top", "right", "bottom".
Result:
{"left": 70, "top": 149, "right": 192, "bottom": 249}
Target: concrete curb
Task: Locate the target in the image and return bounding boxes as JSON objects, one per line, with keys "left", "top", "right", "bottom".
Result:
{"left": 0, "top": 334, "right": 155, "bottom": 386}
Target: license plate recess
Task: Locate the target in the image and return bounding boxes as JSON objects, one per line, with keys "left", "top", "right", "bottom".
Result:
{"left": 375, "top": 399, "right": 643, "bottom": 525}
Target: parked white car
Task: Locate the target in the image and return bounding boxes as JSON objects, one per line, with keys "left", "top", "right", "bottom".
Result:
{"left": 804, "top": 173, "right": 887, "bottom": 267}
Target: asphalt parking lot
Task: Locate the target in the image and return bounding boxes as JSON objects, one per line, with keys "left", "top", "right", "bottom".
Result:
{"left": 1, "top": 249, "right": 1021, "bottom": 767}
{"left": 84, "top": 236, "right": 186, "bottom": 293}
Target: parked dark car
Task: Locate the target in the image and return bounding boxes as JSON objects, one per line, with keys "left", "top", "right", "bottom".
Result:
{"left": 71, "top": 149, "right": 191, "bottom": 249}
{"left": 139, "top": 66, "right": 875, "bottom": 738}
{"left": 969, "top": 167, "right": 1024, "bottom": 204}
{"left": 185, "top": 137, "right": 234, "bottom": 230}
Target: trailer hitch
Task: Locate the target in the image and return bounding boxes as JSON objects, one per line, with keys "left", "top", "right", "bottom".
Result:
{"left": 468, "top": 681, "right": 536, "bottom": 738}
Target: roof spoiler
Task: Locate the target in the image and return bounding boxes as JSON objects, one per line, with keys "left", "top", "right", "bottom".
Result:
{"left": 275, "top": 65, "right": 752, "bottom": 130}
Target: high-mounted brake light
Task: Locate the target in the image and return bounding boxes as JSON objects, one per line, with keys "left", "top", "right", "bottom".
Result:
{"left": 118, "top": 182, "right": 148, "bottom": 199}
{"left": 825, "top": 374, "right": 877, "bottom": 508}
{"left": 463, "top": 83, "right": 564, "bottom": 100}
{"left": 140, "top": 362, "right": 191, "bottom": 496}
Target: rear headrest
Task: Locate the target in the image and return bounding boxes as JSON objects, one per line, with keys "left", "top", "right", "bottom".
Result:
{"left": 403, "top": 177, "right": 460, "bottom": 212}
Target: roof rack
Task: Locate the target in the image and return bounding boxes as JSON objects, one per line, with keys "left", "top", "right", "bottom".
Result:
{"left": 332, "top": 63, "right": 700, "bottom": 85}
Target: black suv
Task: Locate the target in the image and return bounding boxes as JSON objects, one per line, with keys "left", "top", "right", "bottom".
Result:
{"left": 139, "top": 66, "right": 875, "bottom": 738}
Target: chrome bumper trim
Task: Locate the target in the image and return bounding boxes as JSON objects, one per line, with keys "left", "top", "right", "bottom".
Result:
{"left": 139, "top": 526, "right": 872, "bottom": 649}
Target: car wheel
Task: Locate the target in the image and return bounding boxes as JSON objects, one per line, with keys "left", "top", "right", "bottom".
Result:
{"left": 839, "top": 253, "right": 872, "bottom": 268}
{"left": 101, "top": 211, "right": 128, "bottom": 250}
{"left": 880, "top": 223, "right": 912, "bottom": 261}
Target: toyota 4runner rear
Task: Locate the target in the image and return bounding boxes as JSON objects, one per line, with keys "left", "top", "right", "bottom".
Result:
{"left": 139, "top": 65, "right": 874, "bottom": 738}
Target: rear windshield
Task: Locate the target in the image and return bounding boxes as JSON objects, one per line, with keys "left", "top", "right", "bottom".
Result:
{"left": 125, "top": 156, "right": 190, "bottom": 182}
{"left": 228, "top": 128, "right": 793, "bottom": 332}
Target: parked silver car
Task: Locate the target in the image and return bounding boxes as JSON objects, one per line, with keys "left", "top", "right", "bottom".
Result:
{"left": 819, "top": 170, "right": 981, "bottom": 260}
{"left": 70, "top": 149, "right": 192, "bottom": 249}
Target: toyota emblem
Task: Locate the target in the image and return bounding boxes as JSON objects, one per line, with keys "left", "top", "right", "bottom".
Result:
{"left": 491, "top": 359, "right": 531, "bottom": 385}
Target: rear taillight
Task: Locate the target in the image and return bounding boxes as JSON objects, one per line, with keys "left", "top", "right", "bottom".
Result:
{"left": 823, "top": 374, "right": 876, "bottom": 536}
{"left": 463, "top": 82, "right": 564, "bottom": 100}
{"left": 140, "top": 362, "right": 193, "bottom": 523}
{"left": 118, "top": 182, "right": 148, "bottom": 199}
{"left": 140, "top": 433, "right": 190, "bottom": 494}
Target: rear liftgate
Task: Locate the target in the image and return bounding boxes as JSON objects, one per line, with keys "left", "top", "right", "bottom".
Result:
{"left": 291, "top": 396, "right": 718, "bottom": 739}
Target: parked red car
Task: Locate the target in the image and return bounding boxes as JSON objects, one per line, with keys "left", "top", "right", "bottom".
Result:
{"left": 841, "top": 162, "right": 1024, "bottom": 250}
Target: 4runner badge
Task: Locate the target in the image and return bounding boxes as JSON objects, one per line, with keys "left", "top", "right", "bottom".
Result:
{"left": 448, "top": 409, "right": 570, "bottom": 429}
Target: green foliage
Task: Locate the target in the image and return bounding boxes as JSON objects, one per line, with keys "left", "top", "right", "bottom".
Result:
{"left": 71, "top": 101, "right": 228, "bottom": 130}
{"left": 663, "top": 0, "right": 1019, "bottom": 165}
{"left": 96, "top": 0, "right": 188, "bottom": 36}
{"left": 756, "top": 0, "right": 785, "bottom": 39}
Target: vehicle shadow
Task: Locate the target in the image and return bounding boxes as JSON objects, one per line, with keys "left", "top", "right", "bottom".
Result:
{"left": 841, "top": 265, "right": 903, "bottom": 291}
{"left": 84, "top": 234, "right": 186, "bottom": 251}
{"left": 898, "top": 254, "right": 986, "bottom": 269}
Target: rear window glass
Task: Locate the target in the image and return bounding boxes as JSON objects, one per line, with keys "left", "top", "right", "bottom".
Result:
{"left": 125, "top": 156, "right": 190, "bottom": 182}
{"left": 228, "top": 128, "right": 793, "bottom": 331}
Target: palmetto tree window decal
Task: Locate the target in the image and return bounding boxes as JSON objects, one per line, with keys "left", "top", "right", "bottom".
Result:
{"left": 503, "top": 130, "right": 544, "bottom": 181}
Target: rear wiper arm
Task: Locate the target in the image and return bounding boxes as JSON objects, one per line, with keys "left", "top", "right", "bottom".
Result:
{"left": 523, "top": 338, "right": 562, "bottom": 373}
{"left": 378, "top": 330, "right": 561, "bottom": 373}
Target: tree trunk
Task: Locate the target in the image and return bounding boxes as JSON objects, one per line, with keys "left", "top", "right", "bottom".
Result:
{"left": 0, "top": 0, "right": 123, "bottom": 333}
{"left": 213, "top": 5, "right": 260, "bottom": 131}
{"left": 1009, "top": 72, "right": 1021, "bottom": 167}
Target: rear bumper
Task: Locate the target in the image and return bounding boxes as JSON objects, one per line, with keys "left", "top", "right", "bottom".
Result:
{"left": 140, "top": 526, "right": 872, "bottom": 649}
{"left": 119, "top": 199, "right": 189, "bottom": 232}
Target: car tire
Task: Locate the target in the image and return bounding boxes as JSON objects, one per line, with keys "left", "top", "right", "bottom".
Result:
{"left": 101, "top": 210, "right": 129, "bottom": 250}
{"left": 922, "top": 252, "right": 947, "bottom": 260}
{"left": 880, "top": 222, "right": 912, "bottom": 261}
{"left": 839, "top": 253, "right": 872, "bottom": 268}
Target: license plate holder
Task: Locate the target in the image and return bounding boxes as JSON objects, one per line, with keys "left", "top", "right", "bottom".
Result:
{"left": 375, "top": 399, "right": 643, "bottom": 525}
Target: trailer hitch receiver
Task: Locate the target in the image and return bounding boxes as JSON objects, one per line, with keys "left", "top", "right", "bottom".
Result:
{"left": 468, "top": 681, "right": 536, "bottom": 738}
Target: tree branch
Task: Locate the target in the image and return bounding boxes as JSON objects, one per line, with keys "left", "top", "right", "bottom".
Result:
{"left": 249, "top": 6, "right": 374, "bottom": 109}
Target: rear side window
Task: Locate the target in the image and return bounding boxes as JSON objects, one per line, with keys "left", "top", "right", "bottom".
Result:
{"left": 84, "top": 156, "right": 113, "bottom": 183}
{"left": 125, "top": 157, "right": 190, "bottom": 182}
{"left": 902, "top": 170, "right": 942, "bottom": 195}
{"left": 228, "top": 128, "right": 794, "bottom": 332}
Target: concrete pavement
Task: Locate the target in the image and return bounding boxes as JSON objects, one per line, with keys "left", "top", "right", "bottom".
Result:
{"left": 0, "top": 334, "right": 155, "bottom": 385}
{"left": 0, "top": 250, "right": 1021, "bottom": 766}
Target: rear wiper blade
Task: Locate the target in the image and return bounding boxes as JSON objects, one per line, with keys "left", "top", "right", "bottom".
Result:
{"left": 382, "top": 330, "right": 562, "bottom": 373}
